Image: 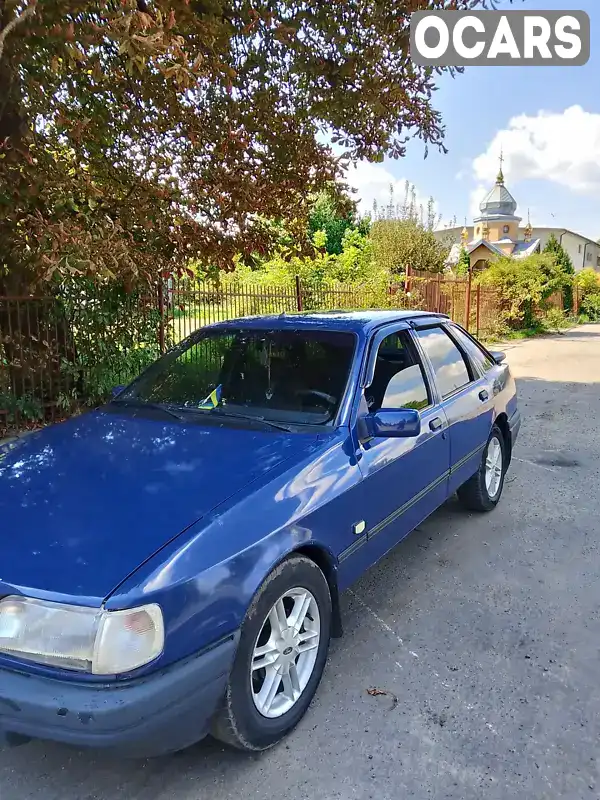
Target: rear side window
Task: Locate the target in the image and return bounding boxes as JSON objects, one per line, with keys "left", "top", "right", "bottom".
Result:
{"left": 448, "top": 326, "right": 495, "bottom": 375}
{"left": 415, "top": 327, "right": 471, "bottom": 399}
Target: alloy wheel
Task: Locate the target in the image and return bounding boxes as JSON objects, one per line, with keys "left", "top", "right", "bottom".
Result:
{"left": 485, "top": 435, "right": 503, "bottom": 498}
{"left": 250, "top": 588, "right": 321, "bottom": 719}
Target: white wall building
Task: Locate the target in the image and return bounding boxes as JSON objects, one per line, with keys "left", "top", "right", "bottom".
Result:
{"left": 436, "top": 225, "right": 600, "bottom": 273}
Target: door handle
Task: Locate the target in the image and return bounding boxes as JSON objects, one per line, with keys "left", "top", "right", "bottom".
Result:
{"left": 429, "top": 417, "right": 443, "bottom": 431}
{"left": 479, "top": 389, "right": 489, "bottom": 402}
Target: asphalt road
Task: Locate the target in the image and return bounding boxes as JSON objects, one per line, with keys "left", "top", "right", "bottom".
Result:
{"left": 2, "top": 324, "right": 600, "bottom": 800}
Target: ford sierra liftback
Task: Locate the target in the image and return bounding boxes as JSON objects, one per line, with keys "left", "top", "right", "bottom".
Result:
{"left": 0, "top": 310, "right": 520, "bottom": 756}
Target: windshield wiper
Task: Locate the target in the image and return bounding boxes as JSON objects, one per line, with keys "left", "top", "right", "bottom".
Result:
{"left": 112, "top": 398, "right": 294, "bottom": 430}
{"left": 208, "top": 408, "right": 294, "bottom": 432}
{"left": 111, "top": 399, "right": 184, "bottom": 421}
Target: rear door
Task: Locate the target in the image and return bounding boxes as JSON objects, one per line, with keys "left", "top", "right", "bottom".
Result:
{"left": 412, "top": 323, "right": 494, "bottom": 494}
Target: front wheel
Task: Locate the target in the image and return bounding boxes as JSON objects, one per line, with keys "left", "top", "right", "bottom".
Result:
{"left": 211, "top": 554, "right": 331, "bottom": 751}
{"left": 457, "top": 425, "right": 507, "bottom": 512}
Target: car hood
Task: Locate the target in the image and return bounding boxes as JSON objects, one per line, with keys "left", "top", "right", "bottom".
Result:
{"left": 0, "top": 410, "right": 319, "bottom": 601}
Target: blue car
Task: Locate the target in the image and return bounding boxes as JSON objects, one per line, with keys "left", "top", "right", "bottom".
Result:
{"left": 0, "top": 310, "right": 520, "bottom": 756}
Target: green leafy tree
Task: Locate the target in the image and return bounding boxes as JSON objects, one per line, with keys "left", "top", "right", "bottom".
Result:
{"left": 235, "top": 226, "right": 376, "bottom": 288}
{"left": 308, "top": 191, "right": 359, "bottom": 256}
{"left": 543, "top": 233, "right": 574, "bottom": 310}
{"left": 371, "top": 218, "right": 449, "bottom": 275}
{"left": 370, "top": 183, "right": 449, "bottom": 275}
{"left": 329, "top": 228, "right": 374, "bottom": 283}
{"left": 0, "top": 0, "right": 493, "bottom": 409}
{"left": 0, "top": 0, "right": 491, "bottom": 292}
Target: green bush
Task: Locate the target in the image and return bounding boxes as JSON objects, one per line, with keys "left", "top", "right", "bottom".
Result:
{"left": 543, "top": 307, "right": 571, "bottom": 333}
{"left": 575, "top": 267, "right": 600, "bottom": 297}
{"left": 480, "top": 313, "right": 511, "bottom": 343}
{"left": 0, "top": 391, "right": 43, "bottom": 424}
{"left": 455, "top": 246, "right": 471, "bottom": 277}
{"left": 55, "top": 278, "right": 162, "bottom": 407}
{"left": 581, "top": 292, "right": 600, "bottom": 321}
{"left": 229, "top": 227, "right": 389, "bottom": 303}
{"left": 575, "top": 269, "right": 600, "bottom": 323}
{"left": 476, "top": 253, "right": 571, "bottom": 328}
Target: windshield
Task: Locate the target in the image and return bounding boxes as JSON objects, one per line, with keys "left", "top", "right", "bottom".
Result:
{"left": 116, "top": 328, "right": 356, "bottom": 426}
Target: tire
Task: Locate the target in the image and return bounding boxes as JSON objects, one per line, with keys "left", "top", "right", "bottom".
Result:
{"left": 457, "top": 425, "right": 507, "bottom": 512}
{"left": 211, "top": 554, "right": 332, "bottom": 751}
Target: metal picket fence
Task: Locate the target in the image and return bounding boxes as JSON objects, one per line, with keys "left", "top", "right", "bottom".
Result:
{"left": 0, "top": 272, "right": 514, "bottom": 434}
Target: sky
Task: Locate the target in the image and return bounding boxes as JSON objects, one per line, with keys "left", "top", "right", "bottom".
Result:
{"left": 345, "top": 0, "right": 600, "bottom": 240}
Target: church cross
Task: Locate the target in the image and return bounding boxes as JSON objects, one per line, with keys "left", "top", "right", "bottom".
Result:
{"left": 497, "top": 148, "right": 505, "bottom": 183}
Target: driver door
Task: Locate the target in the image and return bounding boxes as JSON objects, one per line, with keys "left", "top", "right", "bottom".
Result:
{"left": 357, "top": 328, "right": 451, "bottom": 566}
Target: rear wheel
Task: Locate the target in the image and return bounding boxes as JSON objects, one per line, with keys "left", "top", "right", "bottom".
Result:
{"left": 211, "top": 554, "right": 331, "bottom": 751}
{"left": 457, "top": 425, "right": 507, "bottom": 512}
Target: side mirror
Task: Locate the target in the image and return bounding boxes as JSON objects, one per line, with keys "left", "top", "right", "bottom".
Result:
{"left": 490, "top": 350, "right": 506, "bottom": 364}
{"left": 111, "top": 385, "right": 126, "bottom": 399}
{"left": 358, "top": 408, "right": 421, "bottom": 440}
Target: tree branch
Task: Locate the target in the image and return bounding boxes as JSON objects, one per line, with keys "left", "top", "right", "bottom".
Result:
{"left": 0, "top": 3, "right": 36, "bottom": 63}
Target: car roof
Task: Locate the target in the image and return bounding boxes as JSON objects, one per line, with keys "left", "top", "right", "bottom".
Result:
{"left": 206, "top": 309, "right": 449, "bottom": 335}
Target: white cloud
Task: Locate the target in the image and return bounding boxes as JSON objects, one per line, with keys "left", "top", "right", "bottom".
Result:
{"left": 344, "top": 161, "right": 435, "bottom": 218}
{"left": 472, "top": 105, "right": 600, "bottom": 194}
{"left": 469, "top": 184, "right": 488, "bottom": 220}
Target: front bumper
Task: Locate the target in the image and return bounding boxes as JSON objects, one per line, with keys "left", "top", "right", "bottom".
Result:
{"left": 0, "top": 633, "right": 238, "bottom": 758}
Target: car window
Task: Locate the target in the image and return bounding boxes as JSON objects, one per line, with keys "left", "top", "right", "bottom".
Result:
{"left": 366, "top": 331, "right": 430, "bottom": 412}
{"left": 118, "top": 328, "right": 356, "bottom": 425}
{"left": 415, "top": 326, "right": 472, "bottom": 399}
{"left": 448, "top": 326, "right": 495, "bottom": 375}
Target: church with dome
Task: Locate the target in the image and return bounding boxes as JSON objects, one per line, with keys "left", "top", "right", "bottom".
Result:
{"left": 444, "top": 160, "right": 540, "bottom": 272}
{"left": 438, "top": 156, "right": 600, "bottom": 274}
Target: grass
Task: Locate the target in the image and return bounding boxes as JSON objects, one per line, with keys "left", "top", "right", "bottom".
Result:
{"left": 503, "top": 324, "right": 548, "bottom": 340}
{"left": 485, "top": 312, "right": 582, "bottom": 344}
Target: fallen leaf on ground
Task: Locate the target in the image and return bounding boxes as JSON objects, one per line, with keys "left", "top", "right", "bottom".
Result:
{"left": 366, "top": 687, "right": 398, "bottom": 710}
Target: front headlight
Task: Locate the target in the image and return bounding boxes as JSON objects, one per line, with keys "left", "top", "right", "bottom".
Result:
{"left": 0, "top": 596, "right": 164, "bottom": 675}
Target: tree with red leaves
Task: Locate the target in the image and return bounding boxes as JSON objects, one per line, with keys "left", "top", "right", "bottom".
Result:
{"left": 0, "top": 0, "right": 495, "bottom": 290}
